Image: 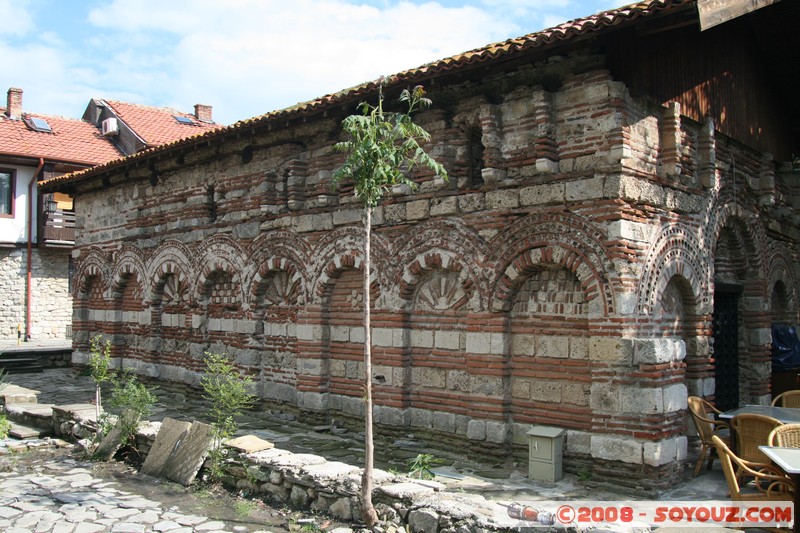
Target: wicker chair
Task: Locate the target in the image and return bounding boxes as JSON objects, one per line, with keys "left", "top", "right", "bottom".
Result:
{"left": 687, "top": 396, "right": 731, "bottom": 477}
{"left": 769, "top": 423, "right": 800, "bottom": 448}
{"left": 712, "top": 435, "right": 795, "bottom": 503}
{"left": 772, "top": 390, "right": 800, "bottom": 408}
{"left": 731, "top": 413, "right": 783, "bottom": 464}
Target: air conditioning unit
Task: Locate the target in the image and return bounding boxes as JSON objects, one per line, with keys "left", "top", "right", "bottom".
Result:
{"left": 101, "top": 117, "right": 119, "bottom": 136}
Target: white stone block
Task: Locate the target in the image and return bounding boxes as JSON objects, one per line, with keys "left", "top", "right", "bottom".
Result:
{"left": 750, "top": 328, "right": 771, "bottom": 346}
{"left": 675, "top": 436, "right": 688, "bottom": 462}
{"left": 411, "top": 330, "right": 434, "bottom": 348}
{"left": 372, "top": 327, "right": 393, "bottom": 347}
{"left": 633, "top": 338, "right": 684, "bottom": 364}
{"left": 519, "top": 183, "right": 564, "bottom": 206}
{"left": 536, "top": 335, "right": 569, "bottom": 358}
{"left": 466, "top": 332, "right": 491, "bottom": 354}
{"left": 565, "top": 430, "right": 591, "bottom": 455}
{"left": 296, "top": 324, "right": 320, "bottom": 341}
{"left": 607, "top": 144, "right": 632, "bottom": 163}
{"left": 566, "top": 177, "right": 605, "bottom": 201}
{"left": 467, "top": 420, "right": 486, "bottom": 441}
{"left": 663, "top": 383, "right": 688, "bottom": 412}
{"left": 535, "top": 158, "right": 559, "bottom": 173}
{"left": 392, "top": 328, "right": 405, "bottom": 348}
{"left": 331, "top": 325, "right": 349, "bottom": 343}
{"left": 620, "top": 385, "right": 662, "bottom": 414}
{"left": 643, "top": 438, "right": 677, "bottom": 467}
{"left": 592, "top": 435, "right": 642, "bottom": 464}
{"left": 511, "top": 334, "right": 535, "bottom": 356}
{"left": 589, "top": 382, "right": 620, "bottom": 412}
{"left": 235, "top": 319, "right": 257, "bottom": 334}
{"left": 332, "top": 208, "right": 361, "bottom": 226}
{"left": 350, "top": 326, "right": 365, "bottom": 343}
{"left": 607, "top": 220, "right": 651, "bottom": 243}
{"left": 486, "top": 190, "right": 519, "bottom": 210}
{"left": 434, "top": 330, "right": 461, "bottom": 350}
{"left": 485, "top": 421, "right": 509, "bottom": 443}
{"left": 490, "top": 333, "right": 505, "bottom": 354}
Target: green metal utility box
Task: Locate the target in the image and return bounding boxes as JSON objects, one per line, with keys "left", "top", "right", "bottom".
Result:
{"left": 527, "top": 426, "right": 564, "bottom": 482}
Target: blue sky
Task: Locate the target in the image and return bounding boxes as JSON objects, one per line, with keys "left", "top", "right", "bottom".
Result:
{"left": 2, "top": 0, "right": 621, "bottom": 125}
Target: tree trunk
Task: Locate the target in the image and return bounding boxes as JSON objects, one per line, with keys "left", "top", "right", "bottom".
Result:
{"left": 95, "top": 386, "right": 101, "bottom": 422}
{"left": 361, "top": 206, "right": 378, "bottom": 526}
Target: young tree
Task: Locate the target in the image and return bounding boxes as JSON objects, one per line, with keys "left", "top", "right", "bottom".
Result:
{"left": 333, "top": 81, "right": 448, "bottom": 525}
{"left": 88, "top": 335, "right": 113, "bottom": 422}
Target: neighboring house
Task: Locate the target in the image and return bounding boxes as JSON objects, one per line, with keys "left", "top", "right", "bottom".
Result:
{"left": 82, "top": 99, "right": 216, "bottom": 156}
{"left": 41, "top": 0, "right": 799, "bottom": 488}
{"left": 0, "top": 87, "right": 219, "bottom": 341}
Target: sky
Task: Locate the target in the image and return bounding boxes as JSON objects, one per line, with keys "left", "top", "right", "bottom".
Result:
{"left": 2, "top": 0, "right": 622, "bottom": 126}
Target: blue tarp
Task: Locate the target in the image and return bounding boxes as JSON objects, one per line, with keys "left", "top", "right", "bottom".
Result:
{"left": 772, "top": 324, "right": 800, "bottom": 372}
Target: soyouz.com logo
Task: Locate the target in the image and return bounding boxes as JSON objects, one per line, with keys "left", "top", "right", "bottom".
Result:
{"left": 500, "top": 501, "right": 793, "bottom": 528}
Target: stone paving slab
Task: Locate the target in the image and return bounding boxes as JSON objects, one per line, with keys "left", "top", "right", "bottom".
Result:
{"left": 163, "top": 421, "right": 214, "bottom": 486}
{"left": 141, "top": 417, "right": 192, "bottom": 477}
{"left": 226, "top": 434, "right": 274, "bottom": 453}
{"left": 0, "top": 384, "right": 39, "bottom": 404}
{"left": 8, "top": 420, "right": 49, "bottom": 439}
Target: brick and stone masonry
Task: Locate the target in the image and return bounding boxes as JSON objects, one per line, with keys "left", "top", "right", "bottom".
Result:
{"left": 56, "top": 53, "right": 799, "bottom": 489}
{"left": 0, "top": 248, "right": 71, "bottom": 340}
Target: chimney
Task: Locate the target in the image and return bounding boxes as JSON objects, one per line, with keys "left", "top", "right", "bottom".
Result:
{"left": 6, "top": 87, "right": 22, "bottom": 120}
{"left": 194, "top": 104, "right": 213, "bottom": 123}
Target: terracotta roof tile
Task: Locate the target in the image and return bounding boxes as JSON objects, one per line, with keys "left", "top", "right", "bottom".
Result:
{"left": 41, "top": 0, "right": 689, "bottom": 188}
{"left": 0, "top": 110, "right": 122, "bottom": 166}
{"left": 102, "top": 100, "right": 221, "bottom": 148}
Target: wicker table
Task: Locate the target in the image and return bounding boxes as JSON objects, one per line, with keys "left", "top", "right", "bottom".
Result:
{"left": 759, "top": 446, "right": 800, "bottom": 533}
{"left": 720, "top": 405, "right": 800, "bottom": 424}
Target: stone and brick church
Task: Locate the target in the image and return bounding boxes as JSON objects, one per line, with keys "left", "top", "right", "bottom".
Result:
{"left": 41, "top": 0, "right": 800, "bottom": 488}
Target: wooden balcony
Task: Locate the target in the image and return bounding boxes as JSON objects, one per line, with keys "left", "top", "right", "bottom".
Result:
{"left": 40, "top": 209, "right": 75, "bottom": 245}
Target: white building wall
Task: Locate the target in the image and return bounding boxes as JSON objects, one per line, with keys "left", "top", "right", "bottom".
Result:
{"left": 0, "top": 164, "right": 37, "bottom": 244}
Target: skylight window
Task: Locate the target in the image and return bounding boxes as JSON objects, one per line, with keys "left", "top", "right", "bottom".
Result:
{"left": 25, "top": 116, "right": 53, "bottom": 133}
{"left": 173, "top": 115, "right": 194, "bottom": 125}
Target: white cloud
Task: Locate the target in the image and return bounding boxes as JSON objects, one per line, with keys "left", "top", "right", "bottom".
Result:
{"left": 83, "top": 0, "right": 517, "bottom": 123}
{"left": 2, "top": 0, "right": 624, "bottom": 125}
{"left": 0, "top": 0, "right": 35, "bottom": 36}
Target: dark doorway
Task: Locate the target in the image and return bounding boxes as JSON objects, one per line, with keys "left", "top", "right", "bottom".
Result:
{"left": 713, "top": 283, "right": 743, "bottom": 411}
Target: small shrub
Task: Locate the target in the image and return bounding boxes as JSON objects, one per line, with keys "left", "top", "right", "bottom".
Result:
{"left": 408, "top": 453, "right": 442, "bottom": 480}
{"left": 200, "top": 351, "right": 256, "bottom": 477}
{"left": 0, "top": 413, "right": 10, "bottom": 440}
{"left": 108, "top": 371, "right": 158, "bottom": 446}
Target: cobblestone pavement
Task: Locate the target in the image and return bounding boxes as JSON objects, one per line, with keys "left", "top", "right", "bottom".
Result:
{"left": 0, "top": 445, "right": 351, "bottom": 533}
{"left": 1, "top": 366, "right": 736, "bottom": 532}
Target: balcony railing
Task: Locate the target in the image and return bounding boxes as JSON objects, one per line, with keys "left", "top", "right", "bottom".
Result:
{"left": 40, "top": 209, "right": 76, "bottom": 244}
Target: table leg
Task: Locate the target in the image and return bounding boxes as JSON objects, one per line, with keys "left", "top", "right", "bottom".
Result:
{"left": 793, "top": 473, "right": 799, "bottom": 533}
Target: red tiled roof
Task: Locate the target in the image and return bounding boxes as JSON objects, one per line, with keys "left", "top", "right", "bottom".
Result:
{"left": 41, "top": 0, "right": 691, "bottom": 188}
{"left": 102, "top": 100, "right": 221, "bottom": 148}
{"left": 0, "top": 110, "right": 122, "bottom": 166}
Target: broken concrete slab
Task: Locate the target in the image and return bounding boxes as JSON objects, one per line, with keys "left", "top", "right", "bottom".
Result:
{"left": 141, "top": 417, "right": 191, "bottom": 477}
{"left": 163, "top": 421, "right": 214, "bottom": 486}
{"left": 94, "top": 409, "right": 140, "bottom": 461}
{"left": 225, "top": 435, "right": 274, "bottom": 454}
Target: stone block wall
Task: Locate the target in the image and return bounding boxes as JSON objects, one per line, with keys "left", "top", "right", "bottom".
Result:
{"left": 0, "top": 247, "right": 72, "bottom": 340}
{"left": 62, "top": 54, "right": 800, "bottom": 488}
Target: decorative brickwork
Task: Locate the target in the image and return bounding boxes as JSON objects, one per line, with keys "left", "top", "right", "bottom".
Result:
{"left": 59, "top": 59, "right": 800, "bottom": 489}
